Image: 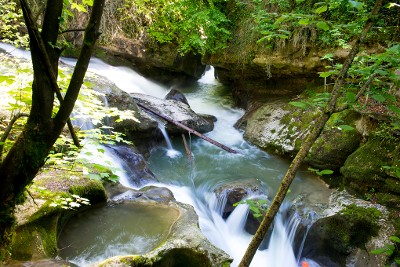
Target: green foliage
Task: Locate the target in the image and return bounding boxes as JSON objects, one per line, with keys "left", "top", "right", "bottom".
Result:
{"left": 0, "top": 54, "right": 134, "bottom": 184}
{"left": 234, "top": 198, "right": 268, "bottom": 220}
{"left": 120, "top": 0, "right": 230, "bottom": 55}
{"left": 30, "top": 185, "right": 90, "bottom": 210}
{"left": 371, "top": 236, "right": 400, "bottom": 266}
{"left": 0, "top": 0, "right": 29, "bottom": 47}
{"left": 308, "top": 167, "right": 334, "bottom": 176}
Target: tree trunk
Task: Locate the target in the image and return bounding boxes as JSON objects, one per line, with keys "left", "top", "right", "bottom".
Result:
{"left": 0, "top": 0, "right": 105, "bottom": 255}
{"left": 238, "top": 1, "right": 383, "bottom": 266}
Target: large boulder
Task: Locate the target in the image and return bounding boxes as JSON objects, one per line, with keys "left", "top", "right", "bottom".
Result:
{"left": 341, "top": 135, "right": 400, "bottom": 208}
{"left": 91, "top": 200, "right": 232, "bottom": 267}
{"left": 131, "top": 93, "right": 214, "bottom": 134}
{"left": 243, "top": 100, "right": 362, "bottom": 171}
{"left": 301, "top": 190, "right": 393, "bottom": 267}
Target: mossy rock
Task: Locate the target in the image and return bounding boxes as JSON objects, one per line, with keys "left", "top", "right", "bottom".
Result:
{"left": 306, "top": 110, "right": 362, "bottom": 170}
{"left": 303, "top": 204, "right": 381, "bottom": 266}
{"left": 10, "top": 213, "right": 60, "bottom": 261}
{"left": 69, "top": 179, "right": 107, "bottom": 204}
{"left": 244, "top": 100, "right": 321, "bottom": 155}
{"left": 341, "top": 135, "right": 400, "bottom": 195}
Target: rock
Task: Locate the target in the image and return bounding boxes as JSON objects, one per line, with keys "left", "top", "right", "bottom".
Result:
{"left": 341, "top": 136, "right": 400, "bottom": 198}
{"left": 301, "top": 190, "right": 394, "bottom": 267}
{"left": 213, "top": 179, "right": 266, "bottom": 235}
{"left": 9, "top": 170, "right": 108, "bottom": 262}
{"left": 243, "top": 100, "right": 363, "bottom": 171}
{"left": 96, "top": 38, "right": 206, "bottom": 84}
{"left": 243, "top": 100, "right": 320, "bottom": 155}
{"left": 305, "top": 110, "right": 362, "bottom": 170}
{"left": 131, "top": 93, "right": 214, "bottom": 134}
{"left": 92, "top": 201, "right": 232, "bottom": 267}
{"left": 165, "top": 88, "right": 190, "bottom": 107}
{"left": 139, "top": 186, "right": 175, "bottom": 203}
{"left": 106, "top": 145, "right": 158, "bottom": 187}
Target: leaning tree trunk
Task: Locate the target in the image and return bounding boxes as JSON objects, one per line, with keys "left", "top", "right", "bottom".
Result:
{"left": 0, "top": 0, "right": 105, "bottom": 255}
{"left": 238, "top": 1, "right": 383, "bottom": 266}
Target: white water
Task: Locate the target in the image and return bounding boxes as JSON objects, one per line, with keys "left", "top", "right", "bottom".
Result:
{"left": 0, "top": 43, "right": 328, "bottom": 266}
{"left": 72, "top": 59, "right": 326, "bottom": 267}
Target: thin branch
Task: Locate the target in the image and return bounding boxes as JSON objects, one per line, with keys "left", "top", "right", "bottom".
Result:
{"left": 0, "top": 112, "right": 29, "bottom": 157}
{"left": 60, "top": 28, "right": 86, "bottom": 34}
{"left": 335, "top": 73, "right": 379, "bottom": 112}
{"left": 182, "top": 134, "right": 193, "bottom": 162}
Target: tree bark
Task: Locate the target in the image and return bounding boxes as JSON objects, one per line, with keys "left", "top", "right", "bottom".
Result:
{"left": 0, "top": 0, "right": 105, "bottom": 252}
{"left": 238, "top": 1, "right": 383, "bottom": 266}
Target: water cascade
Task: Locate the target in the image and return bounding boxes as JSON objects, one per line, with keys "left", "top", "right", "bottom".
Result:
{"left": 0, "top": 43, "right": 330, "bottom": 267}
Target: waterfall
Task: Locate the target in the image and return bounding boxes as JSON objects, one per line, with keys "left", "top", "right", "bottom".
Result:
{"left": 157, "top": 121, "right": 181, "bottom": 158}
{"left": 1, "top": 43, "right": 329, "bottom": 267}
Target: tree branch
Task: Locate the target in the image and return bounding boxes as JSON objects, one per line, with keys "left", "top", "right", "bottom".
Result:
{"left": 335, "top": 73, "right": 378, "bottom": 113}
{"left": 19, "top": 0, "right": 81, "bottom": 147}
{"left": 0, "top": 113, "right": 29, "bottom": 157}
{"left": 53, "top": 0, "right": 105, "bottom": 136}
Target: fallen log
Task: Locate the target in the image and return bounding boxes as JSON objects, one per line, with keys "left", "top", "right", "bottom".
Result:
{"left": 135, "top": 102, "right": 238, "bottom": 154}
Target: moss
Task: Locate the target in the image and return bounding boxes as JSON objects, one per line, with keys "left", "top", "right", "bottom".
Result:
{"left": 69, "top": 179, "right": 107, "bottom": 205}
{"left": 341, "top": 135, "right": 399, "bottom": 195}
{"left": 152, "top": 248, "right": 212, "bottom": 267}
{"left": 306, "top": 110, "right": 362, "bottom": 170}
{"left": 10, "top": 213, "right": 59, "bottom": 260}
{"left": 375, "top": 193, "right": 400, "bottom": 209}
{"left": 96, "top": 255, "right": 152, "bottom": 267}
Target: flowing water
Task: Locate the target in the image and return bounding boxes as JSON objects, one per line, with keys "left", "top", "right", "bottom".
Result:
{"left": 0, "top": 43, "right": 331, "bottom": 266}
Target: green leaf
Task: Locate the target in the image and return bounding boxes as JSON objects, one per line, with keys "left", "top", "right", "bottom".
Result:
{"left": 298, "top": 18, "right": 310, "bottom": 25}
{"left": 71, "top": 2, "right": 87, "bottom": 12}
{"left": 388, "top": 105, "right": 400, "bottom": 114}
{"left": 338, "top": 125, "right": 354, "bottom": 131}
{"left": 371, "top": 93, "right": 385, "bottom": 103}
{"left": 317, "top": 169, "right": 334, "bottom": 175}
{"left": 289, "top": 101, "right": 308, "bottom": 109}
{"left": 390, "top": 236, "right": 400, "bottom": 243}
{"left": 316, "top": 21, "right": 329, "bottom": 31}
{"left": 348, "top": 0, "right": 364, "bottom": 10}
{"left": 371, "top": 247, "right": 389, "bottom": 255}
{"left": 319, "top": 71, "right": 335, "bottom": 78}
{"left": 315, "top": 5, "right": 328, "bottom": 14}
{"left": 346, "top": 92, "right": 357, "bottom": 103}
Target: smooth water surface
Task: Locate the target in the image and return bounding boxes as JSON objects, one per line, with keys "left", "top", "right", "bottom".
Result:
{"left": 58, "top": 203, "right": 178, "bottom": 266}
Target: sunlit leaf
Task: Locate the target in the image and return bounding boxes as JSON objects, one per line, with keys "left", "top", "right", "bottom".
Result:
{"left": 316, "top": 21, "right": 329, "bottom": 31}
{"left": 315, "top": 5, "right": 328, "bottom": 14}
{"left": 338, "top": 125, "right": 354, "bottom": 131}
{"left": 289, "top": 101, "right": 308, "bottom": 109}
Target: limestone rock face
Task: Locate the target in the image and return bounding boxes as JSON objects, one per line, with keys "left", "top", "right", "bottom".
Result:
{"left": 243, "top": 101, "right": 363, "bottom": 171}
{"left": 97, "top": 38, "right": 206, "bottom": 84}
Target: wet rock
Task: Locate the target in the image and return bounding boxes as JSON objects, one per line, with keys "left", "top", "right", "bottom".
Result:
{"left": 165, "top": 88, "right": 190, "bottom": 107}
{"left": 213, "top": 179, "right": 266, "bottom": 235}
{"left": 131, "top": 93, "right": 214, "bottom": 134}
{"left": 301, "top": 190, "right": 394, "bottom": 267}
{"left": 244, "top": 100, "right": 362, "bottom": 171}
{"left": 139, "top": 186, "right": 175, "bottom": 202}
{"left": 106, "top": 145, "right": 158, "bottom": 187}
{"left": 92, "top": 202, "right": 232, "bottom": 267}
